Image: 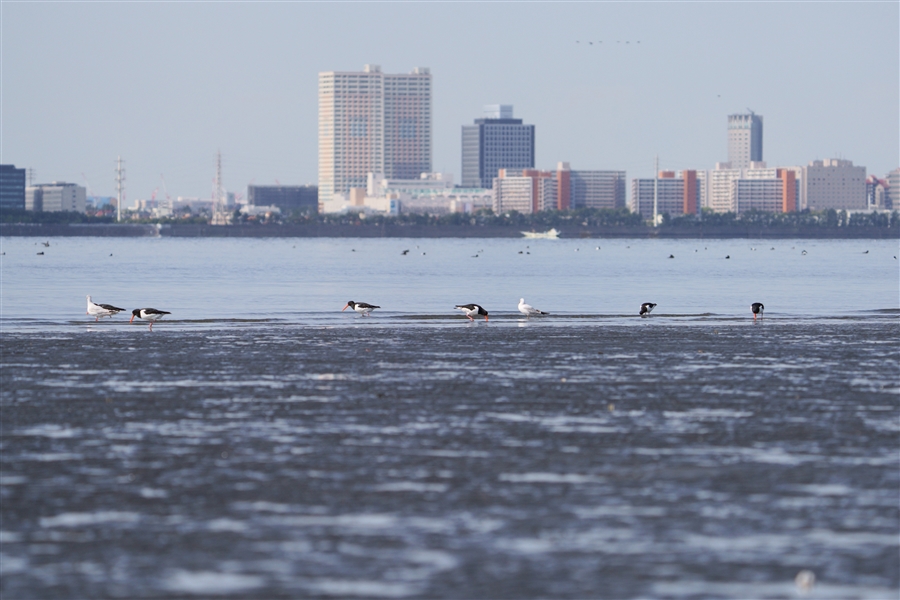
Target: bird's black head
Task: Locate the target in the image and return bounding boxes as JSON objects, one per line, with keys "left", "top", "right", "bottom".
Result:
{"left": 131, "top": 308, "right": 141, "bottom": 317}
{"left": 347, "top": 301, "right": 355, "bottom": 308}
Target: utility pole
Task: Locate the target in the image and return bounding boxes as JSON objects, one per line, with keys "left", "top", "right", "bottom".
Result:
{"left": 26, "top": 168, "right": 36, "bottom": 187}
{"left": 115, "top": 156, "right": 126, "bottom": 222}
{"left": 653, "top": 155, "right": 658, "bottom": 228}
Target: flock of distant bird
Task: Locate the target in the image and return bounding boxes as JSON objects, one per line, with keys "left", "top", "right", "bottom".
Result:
{"left": 90, "top": 295, "right": 766, "bottom": 331}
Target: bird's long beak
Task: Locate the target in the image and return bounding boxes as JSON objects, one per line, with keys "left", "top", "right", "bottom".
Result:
{"left": 342, "top": 304, "right": 350, "bottom": 311}
{"left": 485, "top": 315, "right": 489, "bottom": 322}
{"left": 129, "top": 315, "right": 135, "bottom": 323}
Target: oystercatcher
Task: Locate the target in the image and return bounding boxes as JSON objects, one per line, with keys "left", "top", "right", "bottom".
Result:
{"left": 455, "top": 304, "right": 489, "bottom": 322}
{"left": 130, "top": 308, "right": 171, "bottom": 330}
{"left": 342, "top": 301, "right": 380, "bottom": 316}
{"left": 751, "top": 302, "right": 765, "bottom": 321}
{"left": 86, "top": 295, "right": 125, "bottom": 321}
{"left": 639, "top": 302, "right": 657, "bottom": 317}
{"left": 518, "top": 298, "right": 548, "bottom": 317}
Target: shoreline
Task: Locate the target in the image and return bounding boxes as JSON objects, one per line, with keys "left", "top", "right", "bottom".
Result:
{"left": 1, "top": 222, "right": 897, "bottom": 239}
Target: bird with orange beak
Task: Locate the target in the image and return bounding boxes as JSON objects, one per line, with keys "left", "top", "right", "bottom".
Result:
{"left": 342, "top": 301, "right": 380, "bottom": 316}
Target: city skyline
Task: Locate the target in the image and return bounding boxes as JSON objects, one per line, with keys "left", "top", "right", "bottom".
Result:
{"left": 2, "top": 2, "right": 897, "bottom": 201}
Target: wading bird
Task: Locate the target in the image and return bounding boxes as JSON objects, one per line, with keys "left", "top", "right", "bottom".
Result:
{"left": 518, "top": 298, "right": 549, "bottom": 317}
{"left": 640, "top": 302, "right": 657, "bottom": 317}
{"left": 342, "top": 301, "right": 380, "bottom": 316}
{"left": 751, "top": 302, "right": 765, "bottom": 321}
{"left": 455, "top": 304, "right": 489, "bottom": 322}
{"left": 130, "top": 308, "right": 171, "bottom": 330}
{"left": 86, "top": 295, "right": 125, "bottom": 321}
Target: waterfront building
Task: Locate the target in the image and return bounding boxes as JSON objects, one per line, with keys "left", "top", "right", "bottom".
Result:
{"left": 493, "top": 163, "right": 626, "bottom": 214}
{"left": 461, "top": 105, "right": 535, "bottom": 188}
{"left": 733, "top": 170, "right": 799, "bottom": 214}
{"left": 801, "top": 159, "right": 866, "bottom": 211}
{"left": 630, "top": 171, "right": 701, "bottom": 219}
{"left": 0, "top": 164, "right": 26, "bottom": 211}
{"left": 883, "top": 168, "right": 899, "bottom": 209}
{"left": 318, "top": 65, "right": 432, "bottom": 205}
{"left": 865, "top": 176, "right": 889, "bottom": 209}
{"left": 569, "top": 169, "right": 627, "bottom": 210}
{"left": 707, "top": 162, "right": 799, "bottom": 213}
{"left": 248, "top": 185, "right": 318, "bottom": 215}
{"left": 25, "top": 182, "right": 86, "bottom": 213}
{"left": 728, "top": 112, "right": 763, "bottom": 169}
{"left": 322, "top": 172, "right": 491, "bottom": 215}
{"left": 493, "top": 173, "right": 534, "bottom": 214}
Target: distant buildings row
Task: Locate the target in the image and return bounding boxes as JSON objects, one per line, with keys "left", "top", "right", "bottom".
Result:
{"left": 315, "top": 65, "right": 894, "bottom": 217}
{"left": 3, "top": 65, "right": 896, "bottom": 219}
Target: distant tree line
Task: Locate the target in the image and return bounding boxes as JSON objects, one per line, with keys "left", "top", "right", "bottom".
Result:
{"left": 666, "top": 209, "right": 899, "bottom": 229}
{"left": 0, "top": 209, "right": 114, "bottom": 224}
{"left": 3, "top": 206, "right": 897, "bottom": 230}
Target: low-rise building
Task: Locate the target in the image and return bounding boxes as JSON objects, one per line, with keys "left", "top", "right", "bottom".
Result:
{"left": 25, "top": 182, "right": 86, "bottom": 213}
{"left": 247, "top": 185, "right": 318, "bottom": 215}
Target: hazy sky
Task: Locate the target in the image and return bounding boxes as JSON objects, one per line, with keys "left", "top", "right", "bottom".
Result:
{"left": 2, "top": 1, "right": 897, "bottom": 201}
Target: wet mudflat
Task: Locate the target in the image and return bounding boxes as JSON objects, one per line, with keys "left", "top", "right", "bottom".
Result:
{"left": 1, "top": 318, "right": 898, "bottom": 598}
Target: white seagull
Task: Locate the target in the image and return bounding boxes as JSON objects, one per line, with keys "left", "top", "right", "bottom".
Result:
{"left": 518, "top": 298, "right": 548, "bottom": 316}
{"left": 86, "top": 295, "right": 125, "bottom": 321}
{"left": 130, "top": 308, "right": 171, "bottom": 330}
{"left": 455, "top": 304, "right": 489, "bottom": 322}
{"left": 342, "top": 300, "right": 380, "bottom": 316}
{"left": 639, "top": 302, "right": 657, "bottom": 317}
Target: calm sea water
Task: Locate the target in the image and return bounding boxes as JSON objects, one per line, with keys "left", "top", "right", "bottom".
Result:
{"left": 0, "top": 236, "right": 897, "bottom": 326}
{"left": 1, "top": 236, "right": 898, "bottom": 598}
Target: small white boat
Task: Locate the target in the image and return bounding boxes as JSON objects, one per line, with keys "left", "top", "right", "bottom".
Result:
{"left": 520, "top": 228, "right": 560, "bottom": 239}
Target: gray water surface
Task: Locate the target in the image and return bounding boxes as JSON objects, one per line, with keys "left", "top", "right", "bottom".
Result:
{"left": 2, "top": 317, "right": 898, "bottom": 598}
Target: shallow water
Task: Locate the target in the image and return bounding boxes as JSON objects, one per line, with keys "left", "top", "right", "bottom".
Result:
{"left": 1, "top": 237, "right": 898, "bottom": 598}
{"left": 1, "top": 236, "right": 897, "bottom": 324}
{"left": 2, "top": 318, "right": 899, "bottom": 598}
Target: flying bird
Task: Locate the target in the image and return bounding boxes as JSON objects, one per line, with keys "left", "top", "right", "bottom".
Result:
{"left": 640, "top": 303, "right": 657, "bottom": 317}
{"left": 342, "top": 301, "right": 380, "bottom": 316}
{"left": 130, "top": 308, "right": 171, "bottom": 331}
{"left": 86, "top": 295, "right": 125, "bottom": 321}
{"left": 518, "top": 298, "right": 548, "bottom": 317}
{"left": 455, "top": 304, "right": 489, "bottom": 322}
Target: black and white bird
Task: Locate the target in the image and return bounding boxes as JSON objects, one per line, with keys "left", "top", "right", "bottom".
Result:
{"left": 342, "top": 301, "right": 380, "bottom": 316}
{"left": 455, "top": 303, "right": 489, "bottom": 322}
{"left": 639, "top": 302, "right": 657, "bottom": 317}
{"left": 751, "top": 302, "right": 765, "bottom": 321}
{"left": 130, "top": 308, "right": 171, "bottom": 330}
{"left": 518, "top": 298, "right": 548, "bottom": 317}
{"left": 86, "top": 295, "right": 125, "bottom": 321}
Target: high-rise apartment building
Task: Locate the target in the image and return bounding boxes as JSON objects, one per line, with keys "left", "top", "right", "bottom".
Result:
{"left": 0, "top": 164, "right": 26, "bottom": 211}
{"left": 462, "top": 105, "right": 535, "bottom": 188}
{"left": 728, "top": 112, "right": 763, "bottom": 169}
{"left": 318, "top": 65, "right": 432, "bottom": 205}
